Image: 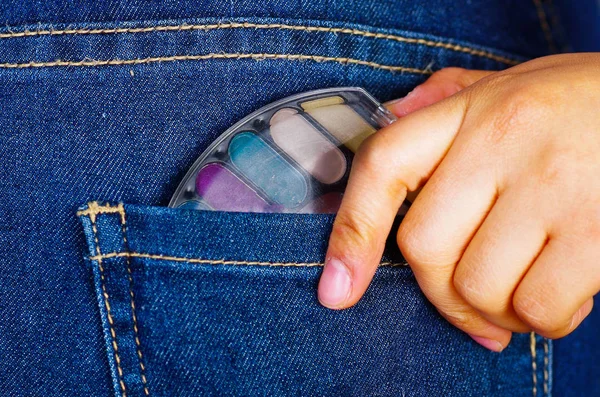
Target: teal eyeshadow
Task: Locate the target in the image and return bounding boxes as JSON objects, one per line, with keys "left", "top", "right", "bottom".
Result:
{"left": 228, "top": 132, "right": 308, "bottom": 206}
{"left": 177, "top": 199, "right": 211, "bottom": 210}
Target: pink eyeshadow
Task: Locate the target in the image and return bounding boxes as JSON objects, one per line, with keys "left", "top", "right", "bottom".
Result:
{"left": 270, "top": 108, "right": 346, "bottom": 184}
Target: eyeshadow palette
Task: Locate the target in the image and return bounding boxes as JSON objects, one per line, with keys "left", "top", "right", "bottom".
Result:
{"left": 170, "top": 87, "right": 409, "bottom": 214}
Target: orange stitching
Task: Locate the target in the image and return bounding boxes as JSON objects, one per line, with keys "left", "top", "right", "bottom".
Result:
{"left": 118, "top": 204, "right": 150, "bottom": 396}
{"left": 0, "top": 21, "right": 520, "bottom": 66}
{"left": 77, "top": 202, "right": 124, "bottom": 218}
{"left": 0, "top": 53, "right": 432, "bottom": 73}
{"left": 78, "top": 203, "right": 408, "bottom": 268}
{"left": 532, "top": 0, "right": 558, "bottom": 53}
{"left": 530, "top": 332, "right": 537, "bottom": 397}
{"left": 89, "top": 251, "right": 408, "bottom": 268}
{"left": 88, "top": 207, "right": 127, "bottom": 397}
{"left": 543, "top": 338, "right": 549, "bottom": 396}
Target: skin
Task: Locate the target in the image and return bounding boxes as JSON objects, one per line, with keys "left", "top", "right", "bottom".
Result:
{"left": 317, "top": 53, "right": 600, "bottom": 351}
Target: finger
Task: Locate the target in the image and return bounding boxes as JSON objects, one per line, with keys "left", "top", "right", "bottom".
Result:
{"left": 386, "top": 68, "right": 496, "bottom": 118}
{"left": 453, "top": 183, "right": 548, "bottom": 332}
{"left": 513, "top": 234, "right": 600, "bottom": 338}
{"left": 318, "top": 93, "right": 468, "bottom": 310}
{"left": 571, "top": 298, "right": 594, "bottom": 332}
{"left": 385, "top": 67, "right": 496, "bottom": 203}
{"left": 392, "top": 111, "right": 512, "bottom": 347}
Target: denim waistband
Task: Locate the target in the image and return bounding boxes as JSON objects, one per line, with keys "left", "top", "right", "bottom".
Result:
{"left": 0, "top": 0, "right": 567, "bottom": 58}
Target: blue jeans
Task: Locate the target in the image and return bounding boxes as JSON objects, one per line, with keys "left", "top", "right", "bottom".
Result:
{"left": 0, "top": 0, "right": 598, "bottom": 396}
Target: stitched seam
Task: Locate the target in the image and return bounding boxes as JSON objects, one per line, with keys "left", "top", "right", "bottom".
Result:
{"left": 78, "top": 204, "right": 407, "bottom": 266}
{"left": 118, "top": 204, "right": 150, "bottom": 396}
{"left": 89, "top": 251, "right": 408, "bottom": 267}
{"left": 0, "top": 21, "right": 520, "bottom": 66}
{"left": 532, "top": 0, "right": 558, "bottom": 53}
{"left": 78, "top": 205, "right": 125, "bottom": 217}
{"left": 530, "top": 332, "right": 538, "bottom": 397}
{"left": 0, "top": 53, "right": 433, "bottom": 73}
{"left": 77, "top": 201, "right": 408, "bottom": 267}
{"left": 87, "top": 203, "right": 127, "bottom": 397}
{"left": 543, "top": 338, "right": 549, "bottom": 396}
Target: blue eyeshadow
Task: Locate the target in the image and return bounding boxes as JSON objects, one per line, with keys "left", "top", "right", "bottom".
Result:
{"left": 228, "top": 132, "right": 308, "bottom": 206}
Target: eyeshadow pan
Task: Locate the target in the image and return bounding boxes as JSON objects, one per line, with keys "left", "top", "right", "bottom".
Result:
{"left": 304, "top": 103, "right": 376, "bottom": 152}
{"left": 300, "top": 96, "right": 344, "bottom": 110}
{"left": 196, "top": 163, "right": 273, "bottom": 212}
{"left": 270, "top": 108, "right": 346, "bottom": 184}
{"left": 228, "top": 132, "right": 308, "bottom": 206}
{"left": 169, "top": 87, "right": 397, "bottom": 214}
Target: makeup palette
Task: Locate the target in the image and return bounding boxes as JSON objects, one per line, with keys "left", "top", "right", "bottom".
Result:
{"left": 170, "top": 87, "right": 409, "bottom": 214}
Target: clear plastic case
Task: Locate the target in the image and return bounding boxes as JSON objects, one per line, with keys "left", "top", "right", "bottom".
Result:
{"left": 169, "top": 87, "right": 408, "bottom": 214}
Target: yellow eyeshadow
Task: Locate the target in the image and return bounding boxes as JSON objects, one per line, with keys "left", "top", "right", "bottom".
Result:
{"left": 300, "top": 96, "right": 344, "bottom": 111}
{"left": 305, "top": 104, "right": 376, "bottom": 152}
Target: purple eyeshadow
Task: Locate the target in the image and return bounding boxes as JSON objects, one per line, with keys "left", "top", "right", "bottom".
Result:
{"left": 196, "top": 163, "right": 274, "bottom": 212}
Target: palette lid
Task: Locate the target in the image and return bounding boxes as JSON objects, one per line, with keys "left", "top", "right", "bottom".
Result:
{"left": 169, "top": 87, "right": 403, "bottom": 214}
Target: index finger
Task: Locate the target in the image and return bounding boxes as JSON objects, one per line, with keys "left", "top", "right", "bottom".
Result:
{"left": 317, "top": 94, "right": 467, "bottom": 309}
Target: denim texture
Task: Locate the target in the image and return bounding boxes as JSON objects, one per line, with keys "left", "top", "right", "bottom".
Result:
{"left": 0, "top": 0, "right": 597, "bottom": 395}
{"left": 78, "top": 202, "right": 551, "bottom": 396}
{"left": 555, "top": 0, "right": 600, "bottom": 52}
{"left": 0, "top": 0, "right": 566, "bottom": 59}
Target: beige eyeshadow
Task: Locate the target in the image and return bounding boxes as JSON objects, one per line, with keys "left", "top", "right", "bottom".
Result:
{"left": 270, "top": 108, "right": 347, "bottom": 184}
{"left": 300, "top": 96, "right": 344, "bottom": 110}
{"left": 303, "top": 103, "right": 376, "bottom": 152}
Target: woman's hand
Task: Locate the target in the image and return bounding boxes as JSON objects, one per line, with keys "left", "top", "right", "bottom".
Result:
{"left": 318, "top": 53, "right": 600, "bottom": 351}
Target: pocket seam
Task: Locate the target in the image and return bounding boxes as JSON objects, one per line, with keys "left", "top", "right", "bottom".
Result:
{"left": 529, "top": 332, "right": 552, "bottom": 397}
{"left": 78, "top": 202, "right": 408, "bottom": 268}
{"left": 0, "top": 21, "right": 521, "bottom": 66}
{"left": 90, "top": 251, "right": 408, "bottom": 268}
{"left": 543, "top": 337, "right": 549, "bottom": 396}
{"left": 80, "top": 202, "right": 151, "bottom": 396}
{"left": 85, "top": 204, "right": 129, "bottom": 397}
{"left": 121, "top": 206, "right": 151, "bottom": 396}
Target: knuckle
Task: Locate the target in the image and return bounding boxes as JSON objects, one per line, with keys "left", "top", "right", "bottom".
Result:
{"left": 453, "top": 271, "right": 489, "bottom": 309}
{"left": 353, "top": 133, "right": 388, "bottom": 172}
{"left": 483, "top": 80, "right": 553, "bottom": 145}
{"left": 534, "top": 144, "right": 580, "bottom": 192}
{"left": 513, "top": 291, "right": 564, "bottom": 334}
{"left": 356, "top": 125, "right": 423, "bottom": 193}
{"left": 442, "top": 306, "right": 484, "bottom": 331}
{"left": 396, "top": 222, "right": 432, "bottom": 267}
{"left": 397, "top": 221, "right": 458, "bottom": 270}
{"left": 332, "top": 211, "right": 380, "bottom": 255}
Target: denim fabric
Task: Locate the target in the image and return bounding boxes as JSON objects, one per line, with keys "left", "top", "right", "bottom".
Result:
{"left": 0, "top": 1, "right": 563, "bottom": 59}
{"left": 0, "top": 0, "right": 597, "bottom": 396}
{"left": 77, "top": 202, "right": 550, "bottom": 396}
{"left": 554, "top": 0, "right": 600, "bottom": 52}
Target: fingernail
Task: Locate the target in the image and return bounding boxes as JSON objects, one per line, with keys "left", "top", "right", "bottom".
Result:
{"left": 384, "top": 88, "right": 418, "bottom": 107}
{"left": 468, "top": 334, "right": 504, "bottom": 352}
{"left": 383, "top": 97, "right": 407, "bottom": 107}
{"left": 318, "top": 258, "right": 352, "bottom": 309}
{"left": 384, "top": 86, "right": 423, "bottom": 116}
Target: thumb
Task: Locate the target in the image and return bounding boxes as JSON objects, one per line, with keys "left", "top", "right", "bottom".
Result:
{"left": 317, "top": 74, "right": 475, "bottom": 310}
{"left": 386, "top": 67, "right": 496, "bottom": 117}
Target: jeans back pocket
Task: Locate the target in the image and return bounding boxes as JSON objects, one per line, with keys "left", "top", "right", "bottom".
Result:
{"left": 78, "top": 201, "right": 550, "bottom": 397}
